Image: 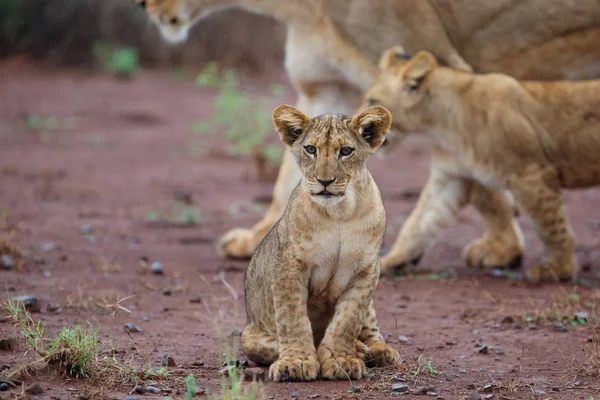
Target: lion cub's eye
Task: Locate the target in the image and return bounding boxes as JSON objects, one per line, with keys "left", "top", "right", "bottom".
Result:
{"left": 304, "top": 145, "right": 317, "bottom": 155}
{"left": 170, "top": 16, "right": 179, "bottom": 24}
{"left": 339, "top": 146, "right": 354, "bottom": 157}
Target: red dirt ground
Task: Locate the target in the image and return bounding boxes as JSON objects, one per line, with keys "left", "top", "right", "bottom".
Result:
{"left": 1, "top": 62, "right": 599, "bottom": 400}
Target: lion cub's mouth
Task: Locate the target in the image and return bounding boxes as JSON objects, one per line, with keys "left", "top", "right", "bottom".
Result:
{"left": 313, "top": 190, "right": 344, "bottom": 197}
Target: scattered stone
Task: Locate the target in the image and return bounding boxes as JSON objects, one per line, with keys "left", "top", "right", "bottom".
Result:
{"left": 472, "top": 330, "right": 479, "bottom": 335}
{"left": 399, "top": 335, "right": 410, "bottom": 343}
{"left": 144, "top": 386, "right": 161, "bottom": 394}
{"left": 125, "top": 396, "right": 139, "bottom": 400}
{"left": 482, "top": 384, "right": 494, "bottom": 392}
{"left": 391, "top": 384, "right": 408, "bottom": 393}
{"left": 42, "top": 242, "right": 59, "bottom": 252}
{"left": 80, "top": 225, "right": 94, "bottom": 235}
{"left": 551, "top": 387, "right": 560, "bottom": 392}
{"left": 478, "top": 345, "right": 489, "bottom": 354}
{"left": 308, "top": 395, "right": 320, "bottom": 399}
{"left": 446, "top": 340, "right": 456, "bottom": 346}
{"left": 553, "top": 324, "right": 567, "bottom": 332}
{"left": 243, "top": 367, "right": 265, "bottom": 382}
{"left": 459, "top": 369, "right": 468, "bottom": 374}
{"left": 427, "top": 392, "right": 438, "bottom": 396}
{"left": 162, "top": 353, "right": 177, "bottom": 367}
{"left": 292, "top": 391, "right": 301, "bottom": 397}
{"left": 231, "top": 329, "right": 243, "bottom": 336}
{"left": 0, "top": 383, "right": 8, "bottom": 391}
{"left": 573, "top": 381, "right": 583, "bottom": 387}
{"left": 574, "top": 311, "right": 590, "bottom": 321}
{"left": 124, "top": 323, "right": 143, "bottom": 333}
{"left": 26, "top": 383, "right": 43, "bottom": 395}
{"left": 191, "top": 361, "right": 205, "bottom": 367}
{"left": 46, "top": 303, "right": 62, "bottom": 314}
{"left": 349, "top": 386, "right": 361, "bottom": 393}
{"left": 151, "top": 262, "right": 164, "bottom": 275}
{"left": 500, "top": 316, "right": 514, "bottom": 324}
{"left": 482, "top": 395, "right": 494, "bottom": 399}
{"left": 134, "top": 386, "right": 145, "bottom": 394}
{"left": 394, "top": 376, "right": 406, "bottom": 382}
{"left": 143, "top": 316, "right": 149, "bottom": 322}
{"left": 412, "top": 386, "right": 435, "bottom": 395}
{"left": 43, "top": 270, "right": 52, "bottom": 278}
{"left": 0, "top": 364, "right": 10, "bottom": 371}
{"left": 0, "top": 337, "right": 15, "bottom": 351}
{"left": 466, "top": 393, "right": 481, "bottom": 400}
{"left": 12, "top": 295, "right": 41, "bottom": 313}
{"left": 189, "top": 296, "right": 202, "bottom": 304}
{"left": 466, "top": 384, "right": 476, "bottom": 390}
{"left": 1, "top": 255, "right": 15, "bottom": 270}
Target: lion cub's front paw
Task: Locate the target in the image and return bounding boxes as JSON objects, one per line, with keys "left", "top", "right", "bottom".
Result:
{"left": 462, "top": 238, "right": 523, "bottom": 270}
{"left": 268, "top": 351, "right": 320, "bottom": 382}
{"left": 318, "top": 345, "right": 367, "bottom": 380}
{"left": 366, "top": 342, "right": 400, "bottom": 367}
{"left": 217, "top": 228, "right": 256, "bottom": 259}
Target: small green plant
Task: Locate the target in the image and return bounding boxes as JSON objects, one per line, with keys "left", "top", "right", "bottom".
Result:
{"left": 425, "top": 360, "right": 439, "bottom": 375}
{"left": 93, "top": 41, "right": 140, "bottom": 79}
{"left": 192, "top": 62, "right": 287, "bottom": 180}
{"left": 145, "top": 202, "right": 205, "bottom": 226}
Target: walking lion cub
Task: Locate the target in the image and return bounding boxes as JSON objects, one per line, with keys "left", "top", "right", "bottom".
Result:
{"left": 361, "top": 46, "right": 600, "bottom": 283}
{"left": 241, "top": 105, "right": 399, "bottom": 381}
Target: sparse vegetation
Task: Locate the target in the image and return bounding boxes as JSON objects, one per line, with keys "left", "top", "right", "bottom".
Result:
{"left": 145, "top": 201, "right": 205, "bottom": 226}
{"left": 93, "top": 41, "right": 140, "bottom": 79}
{"left": 192, "top": 62, "right": 287, "bottom": 181}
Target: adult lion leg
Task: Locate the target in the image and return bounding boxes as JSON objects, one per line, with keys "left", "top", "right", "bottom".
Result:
{"left": 357, "top": 300, "right": 400, "bottom": 368}
{"left": 241, "top": 324, "right": 279, "bottom": 366}
{"left": 462, "top": 182, "right": 525, "bottom": 270}
{"left": 508, "top": 166, "right": 577, "bottom": 283}
{"left": 381, "top": 149, "right": 470, "bottom": 276}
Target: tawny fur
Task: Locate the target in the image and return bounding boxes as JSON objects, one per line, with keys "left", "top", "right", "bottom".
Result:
{"left": 241, "top": 105, "right": 399, "bottom": 381}
{"left": 135, "top": 0, "right": 600, "bottom": 262}
{"left": 361, "top": 47, "right": 600, "bottom": 283}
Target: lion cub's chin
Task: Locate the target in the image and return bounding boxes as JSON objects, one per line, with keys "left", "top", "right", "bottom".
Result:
{"left": 310, "top": 194, "right": 345, "bottom": 207}
{"left": 158, "top": 25, "right": 191, "bottom": 44}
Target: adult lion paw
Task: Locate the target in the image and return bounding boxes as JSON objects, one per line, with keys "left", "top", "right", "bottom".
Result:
{"left": 268, "top": 352, "right": 320, "bottom": 382}
{"left": 462, "top": 238, "right": 523, "bottom": 270}
{"left": 366, "top": 342, "right": 400, "bottom": 367}
{"left": 217, "top": 228, "right": 256, "bottom": 259}
{"left": 318, "top": 345, "right": 367, "bottom": 380}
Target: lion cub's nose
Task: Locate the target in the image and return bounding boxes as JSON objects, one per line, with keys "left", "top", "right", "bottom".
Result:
{"left": 317, "top": 178, "right": 336, "bottom": 187}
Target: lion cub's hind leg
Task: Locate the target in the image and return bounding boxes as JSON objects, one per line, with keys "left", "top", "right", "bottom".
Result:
{"left": 358, "top": 300, "right": 400, "bottom": 368}
{"left": 241, "top": 324, "right": 279, "bottom": 366}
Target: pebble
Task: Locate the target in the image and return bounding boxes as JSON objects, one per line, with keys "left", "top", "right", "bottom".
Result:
{"left": 394, "top": 376, "right": 406, "bottom": 382}
{"left": 243, "top": 367, "right": 265, "bottom": 382}
{"left": 162, "top": 354, "right": 177, "bottom": 367}
{"left": 151, "top": 262, "right": 164, "bottom": 275}
{"left": 292, "top": 391, "right": 301, "bottom": 397}
{"left": 134, "top": 386, "right": 145, "bottom": 394}
{"left": 80, "top": 224, "right": 94, "bottom": 235}
{"left": 412, "top": 386, "right": 435, "bottom": 395}
{"left": 0, "top": 383, "right": 8, "bottom": 391}
{"left": 308, "top": 395, "right": 320, "bottom": 399}
{"left": 12, "top": 295, "right": 41, "bottom": 313}
{"left": 349, "top": 386, "right": 361, "bottom": 393}
{"left": 427, "top": 392, "right": 438, "bottom": 396}
{"left": 1, "top": 255, "right": 15, "bottom": 270}
{"left": 124, "top": 323, "right": 143, "bottom": 333}
{"left": 399, "top": 335, "right": 410, "bottom": 343}
{"left": 482, "top": 384, "right": 494, "bottom": 392}
{"left": 26, "top": 383, "right": 43, "bottom": 395}
{"left": 0, "top": 338, "right": 15, "bottom": 351}
{"left": 43, "top": 271, "right": 52, "bottom": 278}
{"left": 466, "top": 393, "right": 481, "bottom": 400}
{"left": 144, "top": 386, "right": 161, "bottom": 394}
{"left": 553, "top": 324, "right": 567, "bottom": 332}
{"left": 478, "top": 344, "right": 489, "bottom": 354}
{"left": 125, "top": 396, "right": 138, "bottom": 400}
{"left": 459, "top": 369, "right": 468, "bottom": 374}
{"left": 574, "top": 311, "right": 590, "bottom": 321}
{"left": 189, "top": 296, "right": 202, "bottom": 304}
{"left": 533, "top": 389, "right": 546, "bottom": 395}
{"left": 391, "top": 384, "right": 408, "bottom": 393}
{"left": 42, "top": 242, "right": 59, "bottom": 252}
{"left": 231, "top": 329, "right": 243, "bottom": 336}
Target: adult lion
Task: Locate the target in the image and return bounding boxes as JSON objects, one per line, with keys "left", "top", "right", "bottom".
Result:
{"left": 136, "top": 0, "right": 600, "bottom": 263}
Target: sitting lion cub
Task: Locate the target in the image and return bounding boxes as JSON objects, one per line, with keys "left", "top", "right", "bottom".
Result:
{"left": 361, "top": 46, "right": 600, "bottom": 283}
{"left": 241, "top": 104, "right": 400, "bottom": 381}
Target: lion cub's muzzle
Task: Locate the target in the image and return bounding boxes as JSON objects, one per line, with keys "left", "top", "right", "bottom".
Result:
{"left": 310, "top": 178, "right": 346, "bottom": 198}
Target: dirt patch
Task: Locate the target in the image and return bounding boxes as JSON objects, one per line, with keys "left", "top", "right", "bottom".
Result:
{"left": 0, "top": 64, "right": 599, "bottom": 399}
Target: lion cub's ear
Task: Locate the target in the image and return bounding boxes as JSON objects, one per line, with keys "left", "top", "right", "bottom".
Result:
{"left": 378, "top": 45, "right": 412, "bottom": 71}
{"left": 272, "top": 105, "right": 311, "bottom": 146}
{"left": 402, "top": 51, "right": 437, "bottom": 92}
{"left": 351, "top": 106, "right": 392, "bottom": 150}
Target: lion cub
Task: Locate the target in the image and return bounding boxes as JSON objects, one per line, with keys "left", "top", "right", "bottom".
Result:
{"left": 241, "top": 105, "right": 399, "bottom": 381}
{"left": 361, "top": 46, "right": 600, "bottom": 283}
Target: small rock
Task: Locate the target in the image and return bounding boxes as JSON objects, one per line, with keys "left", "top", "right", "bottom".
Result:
{"left": 308, "top": 395, "right": 320, "bottom": 399}
{"left": 125, "top": 396, "right": 138, "bottom": 400}
{"left": 467, "top": 383, "right": 476, "bottom": 390}
{"left": 1, "top": 255, "right": 15, "bottom": 270}
{"left": 427, "top": 392, "right": 438, "bottom": 397}
{"left": 574, "top": 311, "right": 590, "bottom": 321}
{"left": 394, "top": 376, "right": 406, "bottom": 382}
{"left": 80, "top": 224, "right": 94, "bottom": 235}
{"left": 192, "top": 361, "right": 205, "bottom": 367}
{"left": 0, "top": 383, "right": 8, "bottom": 391}
{"left": 134, "top": 385, "right": 146, "bottom": 394}
{"left": 500, "top": 316, "right": 514, "bottom": 324}
{"left": 46, "top": 303, "right": 62, "bottom": 314}
{"left": 533, "top": 389, "right": 545, "bottom": 395}
{"left": 553, "top": 324, "right": 567, "bottom": 332}
{"left": 551, "top": 387, "right": 560, "bottom": 392}
{"left": 143, "top": 316, "right": 149, "bottom": 322}
{"left": 124, "top": 323, "right": 143, "bottom": 333}
{"left": 43, "top": 271, "right": 52, "bottom": 278}
{"left": 466, "top": 393, "right": 482, "bottom": 400}
{"left": 349, "top": 386, "right": 361, "bottom": 393}
{"left": 482, "top": 395, "right": 494, "bottom": 399}
{"left": 391, "top": 384, "right": 408, "bottom": 393}
{"left": 459, "top": 369, "right": 468, "bottom": 374}
{"left": 12, "top": 295, "right": 41, "bottom": 313}
{"left": 42, "top": 242, "right": 59, "bottom": 252}
{"left": 189, "top": 296, "right": 202, "bottom": 304}
{"left": 472, "top": 330, "right": 479, "bottom": 335}
{"left": 478, "top": 344, "right": 489, "bottom": 354}
{"left": 151, "top": 262, "right": 164, "bottom": 275}
{"left": 162, "top": 353, "right": 177, "bottom": 367}
{"left": 292, "top": 391, "right": 301, "bottom": 397}
{"left": 482, "top": 384, "right": 494, "bottom": 392}
{"left": 26, "top": 383, "right": 43, "bottom": 395}
{"left": 243, "top": 367, "right": 265, "bottom": 382}
{"left": 573, "top": 381, "right": 582, "bottom": 387}
{"left": 0, "top": 337, "right": 15, "bottom": 351}
{"left": 399, "top": 335, "right": 410, "bottom": 343}
{"left": 412, "top": 386, "right": 435, "bottom": 395}
{"left": 144, "top": 386, "right": 161, "bottom": 394}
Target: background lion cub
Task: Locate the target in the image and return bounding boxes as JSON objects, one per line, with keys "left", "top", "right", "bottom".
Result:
{"left": 362, "top": 47, "right": 600, "bottom": 283}
{"left": 241, "top": 104, "right": 399, "bottom": 381}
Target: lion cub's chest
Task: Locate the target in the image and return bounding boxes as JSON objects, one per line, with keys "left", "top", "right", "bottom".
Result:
{"left": 298, "top": 224, "right": 370, "bottom": 302}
